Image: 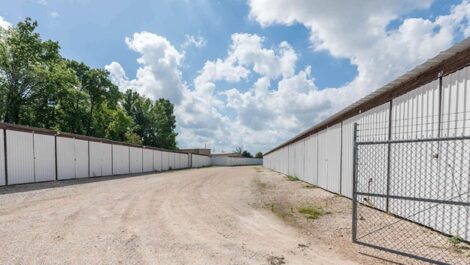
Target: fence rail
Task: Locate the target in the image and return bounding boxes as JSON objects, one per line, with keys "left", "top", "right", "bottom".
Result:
{"left": 352, "top": 123, "right": 470, "bottom": 264}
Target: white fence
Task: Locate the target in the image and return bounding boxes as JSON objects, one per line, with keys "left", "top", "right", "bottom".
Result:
{"left": 263, "top": 65, "right": 470, "bottom": 241}
{"left": 211, "top": 156, "right": 262, "bottom": 166}
{"left": 0, "top": 125, "right": 213, "bottom": 186}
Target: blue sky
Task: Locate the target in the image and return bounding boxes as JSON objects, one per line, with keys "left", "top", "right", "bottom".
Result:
{"left": 1, "top": 0, "right": 469, "bottom": 153}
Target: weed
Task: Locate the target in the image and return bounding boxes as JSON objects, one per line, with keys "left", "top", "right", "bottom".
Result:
{"left": 303, "top": 184, "right": 317, "bottom": 189}
{"left": 286, "top": 175, "right": 299, "bottom": 181}
{"left": 449, "top": 235, "right": 464, "bottom": 245}
{"left": 298, "top": 206, "right": 331, "bottom": 220}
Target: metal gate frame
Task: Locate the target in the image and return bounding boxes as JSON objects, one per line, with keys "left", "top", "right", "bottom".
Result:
{"left": 352, "top": 123, "right": 470, "bottom": 264}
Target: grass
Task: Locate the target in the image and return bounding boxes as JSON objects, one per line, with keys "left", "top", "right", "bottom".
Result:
{"left": 286, "top": 175, "right": 300, "bottom": 181}
{"left": 303, "top": 184, "right": 317, "bottom": 189}
{"left": 298, "top": 206, "right": 331, "bottom": 220}
{"left": 449, "top": 235, "right": 464, "bottom": 245}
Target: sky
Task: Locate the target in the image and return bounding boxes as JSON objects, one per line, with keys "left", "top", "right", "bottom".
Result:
{"left": 1, "top": 0, "right": 470, "bottom": 154}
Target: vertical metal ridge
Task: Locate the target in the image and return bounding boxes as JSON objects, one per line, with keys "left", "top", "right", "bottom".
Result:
{"left": 3, "top": 129, "right": 8, "bottom": 185}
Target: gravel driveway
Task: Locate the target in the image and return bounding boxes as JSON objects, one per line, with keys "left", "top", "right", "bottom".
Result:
{"left": 0, "top": 166, "right": 363, "bottom": 264}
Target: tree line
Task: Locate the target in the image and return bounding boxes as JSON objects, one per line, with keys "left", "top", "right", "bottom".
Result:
{"left": 0, "top": 18, "right": 177, "bottom": 149}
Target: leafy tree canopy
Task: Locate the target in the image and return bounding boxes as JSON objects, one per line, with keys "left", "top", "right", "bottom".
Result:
{"left": 0, "top": 18, "right": 178, "bottom": 149}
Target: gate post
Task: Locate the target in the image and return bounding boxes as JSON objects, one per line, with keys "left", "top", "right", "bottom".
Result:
{"left": 352, "top": 122, "right": 358, "bottom": 242}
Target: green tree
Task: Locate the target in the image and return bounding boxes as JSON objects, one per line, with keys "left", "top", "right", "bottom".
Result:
{"left": 0, "top": 18, "right": 179, "bottom": 150}
{"left": 0, "top": 18, "right": 77, "bottom": 125}
{"left": 67, "top": 60, "right": 119, "bottom": 136}
{"left": 255, "top": 152, "right": 263, "bottom": 159}
{"left": 241, "top": 150, "right": 253, "bottom": 158}
{"left": 153, "top": 98, "right": 177, "bottom": 149}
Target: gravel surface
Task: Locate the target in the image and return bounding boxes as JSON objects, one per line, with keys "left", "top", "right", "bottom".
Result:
{"left": 0, "top": 166, "right": 434, "bottom": 264}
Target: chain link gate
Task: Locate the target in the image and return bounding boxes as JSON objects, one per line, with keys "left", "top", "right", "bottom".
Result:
{"left": 352, "top": 123, "right": 470, "bottom": 264}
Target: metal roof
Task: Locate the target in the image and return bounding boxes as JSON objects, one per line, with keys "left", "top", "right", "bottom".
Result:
{"left": 265, "top": 37, "right": 470, "bottom": 155}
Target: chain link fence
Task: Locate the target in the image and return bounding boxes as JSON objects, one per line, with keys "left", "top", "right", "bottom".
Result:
{"left": 352, "top": 123, "right": 470, "bottom": 264}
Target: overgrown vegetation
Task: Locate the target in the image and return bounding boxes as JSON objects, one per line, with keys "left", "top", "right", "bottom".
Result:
{"left": 286, "top": 175, "right": 300, "bottom": 181}
{"left": 298, "top": 206, "right": 331, "bottom": 220}
{"left": 0, "top": 18, "right": 177, "bottom": 149}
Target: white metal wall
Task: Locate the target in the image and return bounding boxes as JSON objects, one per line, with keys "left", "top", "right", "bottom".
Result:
{"left": 33, "top": 134, "right": 55, "bottom": 182}
{"left": 112, "top": 144, "right": 129, "bottom": 175}
{"left": 389, "top": 80, "right": 441, "bottom": 231}
{"left": 57, "top": 137, "right": 75, "bottom": 180}
{"left": 75, "top": 140, "right": 89, "bottom": 178}
{"left": 57, "top": 137, "right": 89, "bottom": 180}
{"left": 0, "top": 129, "right": 4, "bottom": 186}
{"left": 0, "top": 128, "right": 199, "bottom": 186}
{"left": 89, "top": 142, "right": 112, "bottom": 177}
{"left": 161, "top": 151, "right": 170, "bottom": 171}
{"left": 143, "top": 148, "right": 153, "bottom": 172}
{"left": 212, "top": 156, "right": 262, "bottom": 166}
{"left": 154, "top": 150, "right": 162, "bottom": 171}
{"left": 6, "top": 130, "right": 34, "bottom": 184}
{"left": 263, "top": 66, "right": 470, "bottom": 241}
{"left": 129, "top": 147, "right": 143, "bottom": 174}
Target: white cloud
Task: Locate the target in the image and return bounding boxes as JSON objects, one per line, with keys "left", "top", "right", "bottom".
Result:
{"left": 50, "top": 11, "right": 59, "bottom": 17}
{"left": 105, "top": 31, "right": 185, "bottom": 104}
{"left": 182, "top": 34, "right": 207, "bottom": 48}
{"left": 107, "top": 1, "right": 470, "bottom": 153}
{"left": 0, "top": 16, "right": 11, "bottom": 29}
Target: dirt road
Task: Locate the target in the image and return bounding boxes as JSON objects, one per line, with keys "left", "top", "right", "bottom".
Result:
{"left": 0, "top": 166, "right": 371, "bottom": 264}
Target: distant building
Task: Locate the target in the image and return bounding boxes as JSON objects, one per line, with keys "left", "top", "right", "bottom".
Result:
{"left": 180, "top": 148, "right": 211, "bottom": 156}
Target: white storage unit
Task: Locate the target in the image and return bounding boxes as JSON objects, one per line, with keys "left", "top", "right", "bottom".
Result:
{"left": 130, "top": 147, "right": 143, "bottom": 174}
{"left": 161, "top": 151, "right": 170, "bottom": 171}
{"left": 181, "top": 153, "right": 189, "bottom": 168}
{"left": 170, "top": 152, "right": 178, "bottom": 169}
{"left": 33, "top": 133, "right": 56, "bottom": 182}
{"left": 154, "top": 150, "right": 162, "bottom": 171}
{"left": 6, "top": 130, "right": 34, "bottom": 184}
{"left": 304, "top": 134, "right": 318, "bottom": 185}
{"left": 112, "top": 144, "right": 130, "bottom": 175}
{"left": 0, "top": 129, "right": 4, "bottom": 186}
{"left": 389, "top": 81, "right": 440, "bottom": 225}
{"left": 326, "top": 124, "right": 342, "bottom": 193}
{"left": 143, "top": 148, "right": 153, "bottom": 172}
{"left": 317, "top": 129, "right": 328, "bottom": 189}
{"left": 57, "top": 137, "right": 89, "bottom": 180}
{"left": 89, "top": 142, "right": 112, "bottom": 177}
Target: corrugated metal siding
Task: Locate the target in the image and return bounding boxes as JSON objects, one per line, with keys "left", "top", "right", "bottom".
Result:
{"left": 143, "top": 149, "right": 153, "bottom": 172}
{"left": 389, "top": 80, "right": 441, "bottom": 230}
{"left": 6, "top": 130, "right": 34, "bottom": 184}
{"left": 439, "top": 68, "right": 470, "bottom": 239}
{"left": 89, "top": 142, "right": 112, "bottom": 177}
{"left": 75, "top": 139, "right": 89, "bottom": 178}
{"left": 294, "top": 140, "right": 305, "bottom": 180}
{"left": 33, "top": 134, "right": 55, "bottom": 182}
{"left": 112, "top": 144, "right": 129, "bottom": 175}
{"left": 161, "top": 151, "right": 169, "bottom": 171}
{"left": 0, "top": 129, "right": 4, "bottom": 186}
{"left": 57, "top": 137, "right": 75, "bottom": 180}
{"left": 130, "top": 147, "right": 143, "bottom": 174}
{"left": 303, "top": 134, "right": 318, "bottom": 185}
{"left": 317, "top": 129, "right": 328, "bottom": 189}
{"left": 101, "top": 143, "right": 113, "bottom": 176}
{"left": 392, "top": 80, "right": 439, "bottom": 140}
{"left": 154, "top": 150, "right": 162, "bottom": 171}
{"left": 326, "top": 123, "right": 342, "bottom": 193}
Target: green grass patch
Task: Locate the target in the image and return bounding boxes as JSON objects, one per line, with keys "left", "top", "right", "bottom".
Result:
{"left": 303, "top": 184, "right": 317, "bottom": 189}
{"left": 298, "top": 206, "right": 331, "bottom": 220}
{"left": 449, "top": 235, "right": 464, "bottom": 245}
{"left": 286, "top": 175, "right": 300, "bottom": 181}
